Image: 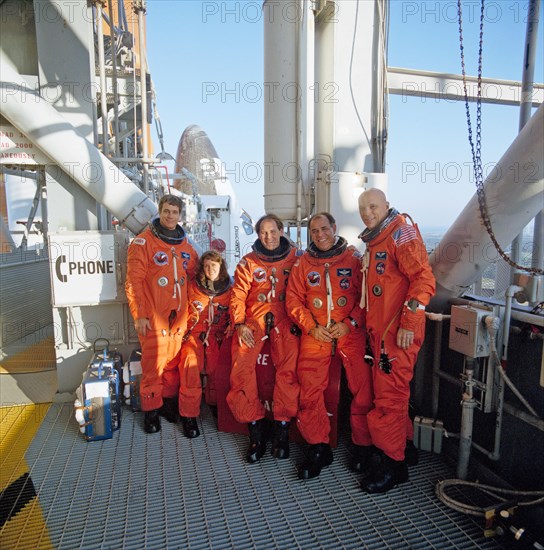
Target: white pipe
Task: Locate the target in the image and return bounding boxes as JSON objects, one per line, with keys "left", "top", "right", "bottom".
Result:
{"left": 94, "top": 2, "right": 110, "bottom": 231}
{"left": 519, "top": 0, "right": 540, "bottom": 130}
{"left": 437, "top": 295, "right": 544, "bottom": 327}
{"left": 39, "top": 169, "right": 49, "bottom": 246}
{"left": 431, "top": 319, "right": 443, "bottom": 419}
{"left": 136, "top": 3, "right": 150, "bottom": 194}
{"left": 263, "top": 0, "right": 301, "bottom": 220}
{"left": 498, "top": 363, "right": 541, "bottom": 418}
{"left": 457, "top": 358, "right": 477, "bottom": 480}
{"left": 432, "top": 314, "right": 544, "bottom": 435}
{"left": 295, "top": 0, "right": 314, "bottom": 243}
{"left": 533, "top": 212, "right": 544, "bottom": 270}
{"left": 487, "top": 315, "right": 504, "bottom": 461}
{"left": 107, "top": 0, "right": 121, "bottom": 157}
{"left": 503, "top": 402, "right": 544, "bottom": 432}
{"left": 426, "top": 312, "right": 451, "bottom": 322}
{"left": 511, "top": 309, "right": 544, "bottom": 327}
{"left": 511, "top": 0, "right": 541, "bottom": 278}
{"left": 0, "top": 56, "right": 157, "bottom": 235}
{"left": 497, "top": 293, "right": 542, "bottom": 420}
{"left": 295, "top": 0, "right": 302, "bottom": 231}
{"left": 430, "top": 103, "right": 544, "bottom": 311}
{"left": 470, "top": 311, "right": 543, "bottom": 464}
{"left": 373, "top": 0, "right": 388, "bottom": 172}
{"left": 95, "top": 4, "right": 110, "bottom": 158}
{"left": 20, "top": 181, "right": 42, "bottom": 250}
{"left": 503, "top": 285, "right": 524, "bottom": 360}
{"left": 450, "top": 315, "right": 504, "bottom": 463}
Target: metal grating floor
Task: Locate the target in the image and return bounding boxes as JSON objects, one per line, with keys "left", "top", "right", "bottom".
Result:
{"left": 10, "top": 403, "right": 508, "bottom": 549}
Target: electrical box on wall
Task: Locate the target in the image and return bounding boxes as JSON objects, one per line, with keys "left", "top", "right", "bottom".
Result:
{"left": 449, "top": 304, "right": 493, "bottom": 358}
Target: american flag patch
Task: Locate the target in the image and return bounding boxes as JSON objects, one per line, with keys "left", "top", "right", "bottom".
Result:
{"left": 393, "top": 225, "right": 417, "bottom": 247}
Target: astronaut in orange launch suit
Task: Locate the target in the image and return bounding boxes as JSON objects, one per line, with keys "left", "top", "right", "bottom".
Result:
{"left": 357, "top": 188, "right": 435, "bottom": 493}
{"left": 227, "top": 214, "right": 301, "bottom": 464}
{"left": 287, "top": 212, "right": 368, "bottom": 480}
{"left": 126, "top": 195, "right": 198, "bottom": 434}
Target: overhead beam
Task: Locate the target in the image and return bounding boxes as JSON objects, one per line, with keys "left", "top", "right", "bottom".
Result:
{"left": 387, "top": 67, "right": 544, "bottom": 106}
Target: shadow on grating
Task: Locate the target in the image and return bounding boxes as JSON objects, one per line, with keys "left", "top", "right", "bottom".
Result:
{"left": 20, "top": 403, "right": 510, "bottom": 550}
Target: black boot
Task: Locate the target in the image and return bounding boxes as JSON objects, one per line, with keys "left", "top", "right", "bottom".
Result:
{"left": 246, "top": 419, "right": 267, "bottom": 463}
{"left": 181, "top": 416, "right": 200, "bottom": 438}
{"left": 271, "top": 420, "right": 290, "bottom": 459}
{"left": 360, "top": 454, "right": 408, "bottom": 494}
{"left": 350, "top": 444, "right": 382, "bottom": 476}
{"left": 159, "top": 397, "right": 179, "bottom": 423}
{"left": 298, "top": 443, "right": 333, "bottom": 480}
{"left": 404, "top": 439, "right": 419, "bottom": 466}
{"left": 144, "top": 410, "right": 161, "bottom": 433}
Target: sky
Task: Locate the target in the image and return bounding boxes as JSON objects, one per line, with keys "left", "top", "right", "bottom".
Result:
{"left": 145, "top": 0, "right": 543, "bottom": 230}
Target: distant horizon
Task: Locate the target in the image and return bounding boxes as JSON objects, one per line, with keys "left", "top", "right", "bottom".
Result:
{"left": 414, "top": 225, "right": 448, "bottom": 232}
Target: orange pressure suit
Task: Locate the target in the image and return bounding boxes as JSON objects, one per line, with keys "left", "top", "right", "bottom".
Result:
{"left": 286, "top": 237, "right": 369, "bottom": 445}
{"left": 178, "top": 276, "right": 232, "bottom": 417}
{"left": 126, "top": 221, "right": 198, "bottom": 411}
{"left": 226, "top": 237, "right": 300, "bottom": 423}
{"left": 360, "top": 210, "right": 435, "bottom": 461}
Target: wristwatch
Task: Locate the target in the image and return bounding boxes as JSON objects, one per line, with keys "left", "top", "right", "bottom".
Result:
{"left": 405, "top": 299, "right": 424, "bottom": 313}
{"left": 347, "top": 316, "right": 358, "bottom": 329}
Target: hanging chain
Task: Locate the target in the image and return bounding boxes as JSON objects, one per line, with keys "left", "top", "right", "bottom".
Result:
{"left": 457, "top": 0, "right": 542, "bottom": 275}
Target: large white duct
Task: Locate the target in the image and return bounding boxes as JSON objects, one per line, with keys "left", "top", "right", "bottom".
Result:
{"left": 430, "top": 103, "right": 544, "bottom": 311}
{"left": 263, "top": 0, "right": 304, "bottom": 221}
{"left": 0, "top": 57, "right": 157, "bottom": 235}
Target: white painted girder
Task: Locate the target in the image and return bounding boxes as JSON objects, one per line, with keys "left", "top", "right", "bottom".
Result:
{"left": 388, "top": 66, "right": 544, "bottom": 106}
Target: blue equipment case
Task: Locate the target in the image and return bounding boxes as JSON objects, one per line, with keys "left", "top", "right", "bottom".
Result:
{"left": 123, "top": 348, "right": 142, "bottom": 411}
{"left": 74, "top": 340, "right": 123, "bottom": 441}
